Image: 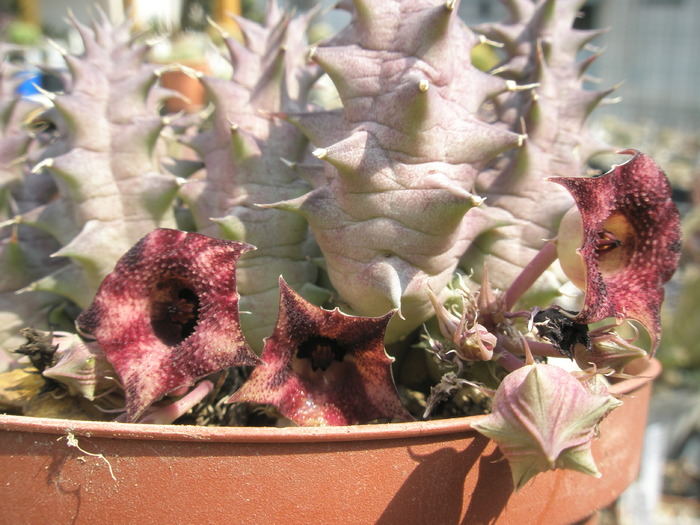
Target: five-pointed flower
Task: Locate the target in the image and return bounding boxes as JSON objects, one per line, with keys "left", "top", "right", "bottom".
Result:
{"left": 228, "top": 277, "right": 413, "bottom": 426}
{"left": 77, "top": 228, "right": 261, "bottom": 422}
{"left": 551, "top": 150, "right": 682, "bottom": 354}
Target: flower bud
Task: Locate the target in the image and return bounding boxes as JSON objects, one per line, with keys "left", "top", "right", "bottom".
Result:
{"left": 472, "top": 362, "right": 622, "bottom": 490}
{"left": 556, "top": 205, "right": 586, "bottom": 290}
{"left": 42, "top": 332, "right": 116, "bottom": 400}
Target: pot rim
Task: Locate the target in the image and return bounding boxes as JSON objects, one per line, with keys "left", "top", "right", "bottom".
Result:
{"left": 0, "top": 357, "right": 661, "bottom": 444}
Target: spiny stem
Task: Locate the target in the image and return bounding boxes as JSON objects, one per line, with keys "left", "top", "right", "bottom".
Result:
{"left": 503, "top": 240, "right": 559, "bottom": 312}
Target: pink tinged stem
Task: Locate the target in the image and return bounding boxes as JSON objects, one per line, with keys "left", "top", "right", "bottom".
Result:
{"left": 526, "top": 340, "right": 564, "bottom": 358}
{"left": 493, "top": 335, "right": 560, "bottom": 371}
{"left": 494, "top": 337, "right": 527, "bottom": 372}
{"left": 136, "top": 380, "right": 215, "bottom": 425}
{"left": 503, "top": 241, "right": 559, "bottom": 312}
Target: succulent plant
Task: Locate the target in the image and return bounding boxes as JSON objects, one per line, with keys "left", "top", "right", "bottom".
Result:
{"left": 5, "top": 11, "right": 179, "bottom": 311}
{"left": 0, "top": 11, "right": 180, "bottom": 359}
{"left": 0, "top": 45, "right": 34, "bottom": 195}
{"left": 181, "top": 3, "right": 322, "bottom": 351}
{"left": 281, "top": 0, "right": 522, "bottom": 341}
{"left": 0, "top": 45, "right": 66, "bottom": 359}
{"left": 462, "top": 0, "right": 615, "bottom": 301}
{"left": 0, "top": 0, "right": 684, "bottom": 490}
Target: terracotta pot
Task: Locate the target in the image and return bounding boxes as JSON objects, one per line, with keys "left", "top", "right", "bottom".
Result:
{"left": 159, "top": 61, "right": 209, "bottom": 113}
{"left": 0, "top": 358, "right": 660, "bottom": 525}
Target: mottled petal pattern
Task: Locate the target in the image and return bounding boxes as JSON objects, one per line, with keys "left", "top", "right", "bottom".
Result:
{"left": 551, "top": 151, "right": 682, "bottom": 354}
{"left": 229, "top": 277, "right": 413, "bottom": 426}
{"left": 77, "top": 228, "right": 260, "bottom": 422}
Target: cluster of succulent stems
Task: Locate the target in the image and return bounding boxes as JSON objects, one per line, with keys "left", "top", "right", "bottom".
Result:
{"left": 0, "top": 0, "right": 684, "bottom": 491}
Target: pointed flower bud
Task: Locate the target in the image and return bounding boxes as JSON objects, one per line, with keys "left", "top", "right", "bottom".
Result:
{"left": 42, "top": 332, "right": 116, "bottom": 401}
{"left": 471, "top": 362, "right": 622, "bottom": 490}
{"left": 574, "top": 326, "right": 647, "bottom": 374}
{"left": 551, "top": 151, "right": 682, "bottom": 355}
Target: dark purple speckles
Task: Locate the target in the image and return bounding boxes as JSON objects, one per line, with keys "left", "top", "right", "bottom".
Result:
{"left": 228, "top": 277, "right": 413, "bottom": 426}
{"left": 77, "top": 228, "right": 261, "bottom": 422}
{"left": 550, "top": 150, "right": 681, "bottom": 354}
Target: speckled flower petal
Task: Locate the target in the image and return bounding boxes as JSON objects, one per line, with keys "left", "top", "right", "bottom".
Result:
{"left": 472, "top": 363, "right": 621, "bottom": 490}
{"left": 77, "top": 228, "right": 260, "bottom": 422}
{"left": 551, "top": 151, "right": 682, "bottom": 354}
{"left": 228, "top": 277, "right": 413, "bottom": 426}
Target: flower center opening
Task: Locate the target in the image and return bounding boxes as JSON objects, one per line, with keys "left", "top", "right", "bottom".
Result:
{"left": 296, "top": 336, "right": 346, "bottom": 372}
{"left": 595, "top": 230, "right": 622, "bottom": 253}
{"left": 151, "top": 283, "right": 200, "bottom": 346}
{"left": 596, "top": 213, "right": 635, "bottom": 276}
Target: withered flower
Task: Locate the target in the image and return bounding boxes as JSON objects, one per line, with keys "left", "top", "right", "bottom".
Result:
{"left": 426, "top": 278, "right": 497, "bottom": 362}
{"left": 533, "top": 308, "right": 590, "bottom": 359}
{"left": 228, "top": 277, "right": 413, "bottom": 426}
{"left": 77, "top": 229, "right": 260, "bottom": 422}
{"left": 551, "top": 150, "right": 681, "bottom": 354}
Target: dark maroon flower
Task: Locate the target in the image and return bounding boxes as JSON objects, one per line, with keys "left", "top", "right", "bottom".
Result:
{"left": 228, "top": 277, "right": 413, "bottom": 426}
{"left": 551, "top": 150, "right": 682, "bottom": 354}
{"left": 77, "top": 228, "right": 260, "bottom": 422}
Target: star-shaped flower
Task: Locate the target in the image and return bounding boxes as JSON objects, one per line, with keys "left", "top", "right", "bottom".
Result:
{"left": 228, "top": 277, "right": 413, "bottom": 426}
{"left": 551, "top": 150, "right": 682, "bottom": 354}
{"left": 77, "top": 228, "right": 261, "bottom": 422}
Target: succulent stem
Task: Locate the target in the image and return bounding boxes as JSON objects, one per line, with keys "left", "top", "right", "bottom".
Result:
{"left": 503, "top": 240, "right": 558, "bottom": 312}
